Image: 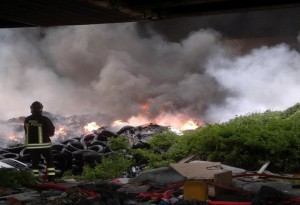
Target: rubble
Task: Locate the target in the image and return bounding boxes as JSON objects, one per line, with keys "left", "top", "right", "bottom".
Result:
{"left": 0, "top": 123, "right": 170, "bottom": 177}
{"left": 1, "top": 123, "right": 300, "bottom": 204}
{"left": 0, "top": 160, "right": 300, "bottom": 204}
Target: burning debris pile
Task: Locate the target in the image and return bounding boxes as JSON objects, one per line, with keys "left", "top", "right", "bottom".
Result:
{"left": 0, "top": 112, "right": 179, "bottom": 178}
{"left": 2, "top": 106, "right": 300, "bottom": 204}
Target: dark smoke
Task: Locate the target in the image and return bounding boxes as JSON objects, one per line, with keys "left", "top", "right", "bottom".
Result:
{"left": 0, "top": 24, "right": 230, "bottom": 122}
{"left": 0, "top": 10, "right": 300, "bottom": 124}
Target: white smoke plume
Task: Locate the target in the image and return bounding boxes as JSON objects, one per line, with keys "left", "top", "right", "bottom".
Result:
{"left": 206, "top": 42, "right": 300, "bottom": 122}
{"left": 0, "top": 23, "right": 299, "bottom": 125}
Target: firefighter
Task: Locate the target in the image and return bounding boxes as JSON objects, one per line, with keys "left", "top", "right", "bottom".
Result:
{"left": 24, "top": 101, "right": 56, "bottom": 182}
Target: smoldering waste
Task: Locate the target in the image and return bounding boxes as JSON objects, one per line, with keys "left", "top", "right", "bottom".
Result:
{"left": 0, "top": 113, "right": 172, "bottom": 178}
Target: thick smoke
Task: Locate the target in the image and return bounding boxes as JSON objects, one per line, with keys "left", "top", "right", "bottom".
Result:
{"left": 0, "top": 22, "right": 299, "bottom": 125}
{"left": 0, "top": 24, "right": 227, "bottom": 122}
{"left": 206, "top": 42, "right": 300, "bottom": 122}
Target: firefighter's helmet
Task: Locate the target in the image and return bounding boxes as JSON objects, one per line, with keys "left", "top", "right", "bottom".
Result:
{"left": 30, "top": 101, "right": 43, "bottom": 113}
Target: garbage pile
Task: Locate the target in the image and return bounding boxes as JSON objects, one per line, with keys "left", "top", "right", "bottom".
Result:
{"left": 1, "top": 122, "right": 300, "bottom": 204}
{"left": 0, "top": 123, "right": 169, "bottom": 177}
{"left": 1, "top": 161, "right": 300, "bottom": 205}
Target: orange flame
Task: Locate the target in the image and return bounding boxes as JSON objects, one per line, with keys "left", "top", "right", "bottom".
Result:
{"left": 111, "top": 120, "right": 128, "bottom": 127}
{"left": 180, "top": 120, "right": 199, "bottom": 131}
{"left": 8, "top": 133, "right": 18, "bottom": 142}
{"left": 140, "top": 103, "right": 149, "bottom": 111}
{"left": 84, "top": 122, "right": 100, "bottom": 132}
{"left": 56, "top": 126, "right": 67, "bottom": 136}
{"left": 111, "top": 112, "right": 201, "bottom": 131}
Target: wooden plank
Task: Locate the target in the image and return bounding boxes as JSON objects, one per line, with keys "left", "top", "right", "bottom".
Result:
{"left": 177, "top": 155, "right": 196, "bottom": 163}
{"left": 170, "top": 162, "right": 224, "bottom": 179}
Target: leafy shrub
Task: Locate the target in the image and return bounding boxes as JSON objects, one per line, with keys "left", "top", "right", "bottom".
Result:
{"left": 133, "top": 148, "right": 174, "bottom": 169}
{"left": 0, "top": 169, "right": 36, "bottom": 188}
{"left": 148, "top": 131, "right": 180, "bottom": 151}
{"left": 109, "top": 136, "right": 130, "bottom": 151}
{"left": 81, "top": 153, "right": 133, "bottom": 180}
{"left": 145, "top": 104, "right": 300, "bottom": 173}
{"left": 67, "top": 103, "right": 300, "bottom": 178}
{"left": 183, "top": 106, "right": 300, "bottom": 173}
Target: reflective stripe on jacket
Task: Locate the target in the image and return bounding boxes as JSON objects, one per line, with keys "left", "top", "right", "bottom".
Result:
{"left": 24, "top": 113, "right": 55, "bottom": 149}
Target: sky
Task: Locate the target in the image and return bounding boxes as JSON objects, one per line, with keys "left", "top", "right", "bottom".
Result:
{"left": 0, "top": 8, "right": 300, "bottom": 126}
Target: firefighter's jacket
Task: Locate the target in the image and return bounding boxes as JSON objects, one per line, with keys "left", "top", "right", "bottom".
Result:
{"left": 24, "top": 113, "right": 55, "bottom": 149}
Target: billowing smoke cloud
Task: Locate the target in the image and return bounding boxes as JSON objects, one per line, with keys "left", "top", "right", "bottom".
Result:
{"left": 206, "top": 42, "right": 300, "bottom": 122}
{"left": 0, "top": 23, "right": 299, "bottom": 126}
{"left": 0, "top": 24, "right": 227, "bottom": 122}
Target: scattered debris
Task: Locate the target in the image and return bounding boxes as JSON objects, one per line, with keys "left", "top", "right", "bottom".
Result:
{"left": 1, "top": 123, "right": 300, "bottom": 204}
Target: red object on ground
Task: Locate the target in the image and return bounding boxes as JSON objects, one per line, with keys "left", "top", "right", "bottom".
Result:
{"left": 6, "top": 197, "right": 22, "bottom": 205}
{"left": 208, "top": 201, "right": 251, "bottom": 205}
{"left": 208, "top": 197, "right": 300, "bottom": 205}
{"left": 136, "top": 189, "right": 172, "bottom": 199}
{"left": 36, "top": 183, "right": 97, "bottom": 198}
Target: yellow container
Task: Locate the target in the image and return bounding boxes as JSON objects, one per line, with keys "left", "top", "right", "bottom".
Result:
{"left": 183, "top": 180, "right": 208, "bottom": 201}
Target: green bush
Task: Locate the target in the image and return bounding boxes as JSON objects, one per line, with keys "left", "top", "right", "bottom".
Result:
{"left": 144, "top": 104, "right": 300, "bottom": 173}
{"left": 133, "top": 148, "right": 175, "bottom": 169}
{"left": 67, "top": 103, "right": 300, "bottom": 178}
{"left": 109, "top": 136, "right": 130, "bottom": 151}
{"left": 148, "top": 131, "right": 180, "bottom": 151}
{"left": 186, "top": 106, "right": 300, "bottom": 173}
{"left": 0, "top": 169, "right": 36, "bottom": 188}
{"left": 80, "top": 153, "right": 133, "bottom": 180}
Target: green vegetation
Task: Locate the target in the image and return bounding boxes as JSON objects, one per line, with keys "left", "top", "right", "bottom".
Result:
{"left": 132, "top": 103, "right": 300, "bottom": 173}
{"left": 65, "top": 103, "right": 300, "bottom": 180}
{"left": 0, "top": 169, "right": 36, "bottom": 188}
{"left": 79, "top": 153, "right": 133, "bottom": 180}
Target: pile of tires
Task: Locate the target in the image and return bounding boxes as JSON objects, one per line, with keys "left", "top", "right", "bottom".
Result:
{"left": 0, "top": 124, "right": 167, "bottom": 176}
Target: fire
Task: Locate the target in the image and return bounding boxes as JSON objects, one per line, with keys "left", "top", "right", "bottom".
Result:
{"left": 56, "top": 126, "right": 67, "bottom": 136}
{"left": 113, "top": 112, "right": 201, "bottom": 131}
{"left": 7, "top": 131, "right": 23, "bottom": 145}
{"left": 180, "top": 120, "right": 199, "bottom": 130}
{"left": 9, "top": 133, "right": 18, "bottom": 142}
{"left": 140, "top": 103, "right": 149, "bottom": 111}
{"left": 155, "top": 113, "right": 201, "bottom": 131}
{"left": 84, "top": 122, "right": 100, "bottom": 132}
{"left": 111, "top": 120, "right": 128, "bottom": 127}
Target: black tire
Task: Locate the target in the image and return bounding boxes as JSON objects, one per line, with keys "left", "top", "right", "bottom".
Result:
{"left": 117, "top": 125, "right": 134, "bottom": 135}
{"left": 66, "top": 141, "right": 85, "bottom": 152}
{"left": 61, "top": 138, "right": 78, "bottom": 145}
{"left": 5, "top": 145, "right": 26, "bottom": 154}
{"left": 1, "top": 152, "right": 19, "bottom": 160}
{"left": 80, "top": 134, "right": 96, "bottom": 147}
{"left": 54, "top": 152, "right": 70, "bottom": 171}
{"left": 72, "top": 150, "right": 96, "bottom": 161}
{"left": 61, "top": 147, "right": 73, "bottom": 158}
{"left": 95, "top": 129, "right": 118, "bottom": 141}
{"left": 19, "top": 154, "right": 31, "bottom": 163}
{"left": 52, "top": 143, "right": 66, "bottom": 152}
{"left": 132, "top": 141, "right": 151, "bottom": 149}
{"left": 89, "top": 140, "right": 107, "bottom": 147}
{"left": 19, "top": 148, "right": 29, "bottom": 156}
{"left": 88, "top": 145, "right": 105, "bottom": 153}
{"left": 82, "top": 152, "right": 103, "bottom": 163}
{"left": 0, "top": 149, "right": 9, "bottom": 155}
